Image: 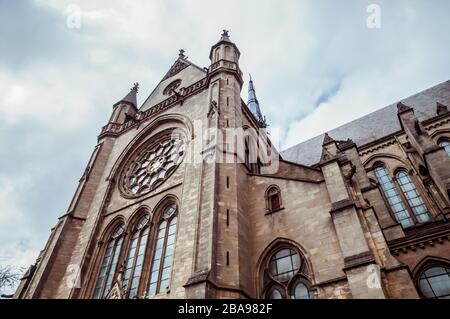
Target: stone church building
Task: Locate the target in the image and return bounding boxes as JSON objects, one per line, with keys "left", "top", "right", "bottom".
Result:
{"left": 14, "top": 32, "right": 450, "bottom": 299}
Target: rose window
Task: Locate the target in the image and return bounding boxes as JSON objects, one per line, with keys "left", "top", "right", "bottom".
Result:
{"left": 125, "top": 137, "right": 185, "bottom": 196}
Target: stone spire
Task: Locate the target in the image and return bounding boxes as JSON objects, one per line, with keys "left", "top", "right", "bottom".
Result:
{"left": 322, "top": 132, "right": 335, "bottom": 146}
{"left": 114, "top": 82, "right": 139, "bottom": 108}
{"left": 397, "top": 101, "right": 412, "bottom": 114}
{"left": 247, "top": 74, "right": 267, "bottom": 127}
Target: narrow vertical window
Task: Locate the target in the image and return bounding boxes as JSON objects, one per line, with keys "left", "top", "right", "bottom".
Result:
{"left": 93, "top": 224, "right": 125, "bottom": 299}
{"left": 374, "top": 165, "right": 413, "bottom": 228}
{"left": 122, "top": 214, "right": 150, "bottom": 299}
{"left": 266, "top": 186, "right": 282, "bottom": 213}
{"left": 147, "top": 204, "right": 178, "bottom": 297}
{"left": 396, "top": 170, "right": 431, "bottom": 223}
{"left": 215, "top": 48, "right": 220, "bottom": 62}
{"left": 244, "top": 138, "right": 250, "bottom": 168}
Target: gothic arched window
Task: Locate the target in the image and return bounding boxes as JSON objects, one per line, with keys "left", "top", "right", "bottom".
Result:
{"left": 263, "top": 247, "right": 313, "bottom": 299}
{"left": 225, "top": 46, "right": 231, "bottom": 60}
{"left": 215, "top": 48, "right": 220, "bottom": 62}
{"left": 93, "top": 223, "right": 125, "bottom": 299}
{"left": 417, "top": 264, "right": 450, "bottom": 299}
{"left": 266, "top": 186, "right": 282, "bottom": 213}
{"left": 163, "top": 79, "right": 181, "bottom": 96}
{"left": 395, "top": 170, "right": 431, "bottom": 223}
{"left": 244, "top": 137, "right": 250, "bottom": 168}
{"left": 147, "top": 203, "right": 178, "bottom": 296}
{"left": 439, "top": 138, "right": 450, "bottom": 156}
{"left": 122, "top": 213, "right": 150, "bottom": 299}
{"left": 374, "top": 165, "right": 414, "bottom": 228}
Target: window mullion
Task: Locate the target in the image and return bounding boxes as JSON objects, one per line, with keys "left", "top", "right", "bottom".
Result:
{"left": 126, "top": 232, "right": 141, "bottom": 298}
{"left": 393, "top": 176, "right": 418, "bottom": 225}
{"left": 101, "top": 239, "right": 118, "bottom": 297}
{"left": 96, "top": 242, "right": 114, "bottom": 298}
{"left": 156, "top": 218, "right": 170, "bottom": 294}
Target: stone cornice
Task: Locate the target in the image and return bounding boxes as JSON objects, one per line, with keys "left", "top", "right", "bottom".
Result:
{"left": 98, "top": 77, "right": 208, "bottom": 141}
{"left": 343, "top": 251, "right": 375, "bottom": 271}
{"left": 247, "top": 173, "right": 324, "bottom": 184}
{"left": 329, "top": 198, "right": 356, "bottom": 215}
{"left": 389, "top": 222, "right": 450, "bottom": 255}
{"left": 359, "top": 138, "right": 397, "bottom": 156}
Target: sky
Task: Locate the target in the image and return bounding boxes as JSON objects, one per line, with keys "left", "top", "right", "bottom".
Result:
{"left": 0, "top": 0, "right": 449, "bottom": 292}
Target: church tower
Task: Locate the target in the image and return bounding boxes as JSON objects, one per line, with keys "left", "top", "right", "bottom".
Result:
{"left": 14, "top": 31, "right": 271, "bottom": 299}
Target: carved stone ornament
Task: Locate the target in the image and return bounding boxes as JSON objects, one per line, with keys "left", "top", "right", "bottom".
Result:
{"left": 121, "top": 134, "right": 186, "bottom": 197}
{"left": 163, "top": 59, "right": 189, "bottom": 81}
{"left": 106, "top": 280, "right": 123, "bottom": 299}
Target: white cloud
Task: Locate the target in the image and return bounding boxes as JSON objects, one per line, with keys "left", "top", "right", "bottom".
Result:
{"left": 0, "top": 0, "right": 449, "bottom": 274}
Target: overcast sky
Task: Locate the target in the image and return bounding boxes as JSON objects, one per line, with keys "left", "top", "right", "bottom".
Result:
{"left": 0, "top": 0, "right": 449, "bottom": 287}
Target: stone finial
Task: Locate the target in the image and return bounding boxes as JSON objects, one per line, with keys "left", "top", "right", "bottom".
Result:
{"left": 114, "top": 82, "right": 139, "bottom": 108}
{"left": 397, "top": 101, "right": 412, "bottom": 114}
{"left": 221, "top": 29, "right": 230, "bottom": 38}
{"left": 178, "top": 49, "right": 186, "bottom": 58}
{"left": 437, "top": 102, "right": 448, "bottom": 115}
{"left": 322, "top": 133, "right": 335, "bottom": 146}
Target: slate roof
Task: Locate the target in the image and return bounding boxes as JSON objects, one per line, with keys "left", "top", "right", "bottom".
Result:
{"left": 280, "top": 80, "right": 450, "bottom": 166}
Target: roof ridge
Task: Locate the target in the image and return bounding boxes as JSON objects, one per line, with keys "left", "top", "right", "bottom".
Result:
{"left": 282, "top": 79, "right": 450, "bottom": 153}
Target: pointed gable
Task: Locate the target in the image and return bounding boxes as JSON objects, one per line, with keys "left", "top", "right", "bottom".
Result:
{"left": 162, "top": 58, "right": 190, "bottom": 81}
{"left": 140, "top": 55, "right": 207, "bottom": 111}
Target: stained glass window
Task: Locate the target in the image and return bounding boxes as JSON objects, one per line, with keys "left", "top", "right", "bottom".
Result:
{"left": 147, "top": 204, "right": 178, "bottom": 297}
{"left": 418, "top": 266, "right": 450, "bottom": 299}
{"left": 122, "top": 214, "right": 150, "bottom": 298}
{"left": 93, "top": 224, "right": 124, "bottom": 299}
{"left": 374, "top": 165, "right": 413, "bottom": 228}
{"left": 396, "top": 170, "right": 431, "bottom": 223}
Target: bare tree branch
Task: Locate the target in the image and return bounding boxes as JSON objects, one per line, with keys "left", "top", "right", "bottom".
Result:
{"left": 0, "top": 264, "right": 25, "bottom": 292}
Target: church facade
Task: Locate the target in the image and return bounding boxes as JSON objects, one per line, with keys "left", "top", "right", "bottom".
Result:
{"left": 14, "top": 32, "right": 450, "bottom": 299}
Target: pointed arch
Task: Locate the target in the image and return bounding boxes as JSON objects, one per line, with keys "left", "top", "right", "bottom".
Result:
{"left": 413, "top": 256, "right": 450, "bottom": 299}
{"left": 394, "top": 169, "right": 431, "bottom": 223}
{"left": 96, "top": 215, "right": 126, "bottom": 243}
{"left": 224, "top": 46, "right": 231, "bottom": 60}
{"left": 146, "top": 194, "right": 180, "bottom": 297}
{"left": 125, "top": 205, "right": 153, "bottom": 234}
{"left": 92, "top": 220, "right": 126, "bottom": 299}
{"left": 122, "top": 207, "right": 152, "bottom": 298}
{"left": 107, "top": 113, "right": 194, "bottom": 185}
{"left": 256, "top": 238, "right": 314, "bottom": 299}
{"left": 215, "top": 47, "right": 220, "bottom": 62}
{"left": 265, "top": 185, "right": 283, "bottom": 213}
{"left": 363, "top": 153, "right": 409, "bottom": 169}
{"left": 373, "top": 163, "right": 414, "bottom": 228}
{"left": 430, "top": 128, "right": 450, "bottom": 139}
{"left": 412, "top": 256, "right": 450, "bottom": 277}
